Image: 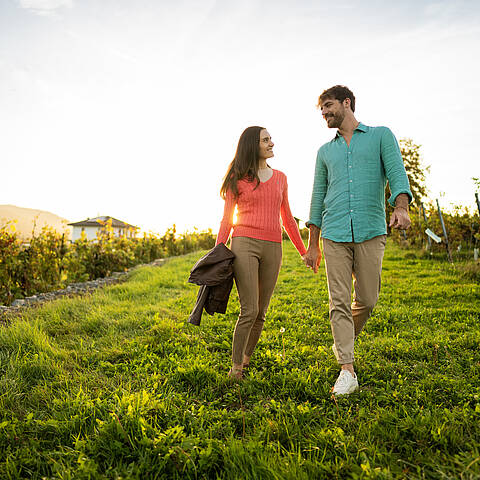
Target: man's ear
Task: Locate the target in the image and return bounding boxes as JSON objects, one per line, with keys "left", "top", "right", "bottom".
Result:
{"left": 343, "top": 98, "right": 351, "bottom": 110}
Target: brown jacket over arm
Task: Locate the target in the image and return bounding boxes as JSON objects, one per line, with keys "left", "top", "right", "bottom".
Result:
{"left": 187, "top": 243, "right": 235, "bottom": 326}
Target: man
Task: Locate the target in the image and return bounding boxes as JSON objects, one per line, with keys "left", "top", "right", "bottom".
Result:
{"left": 304, "top": 85, "right": 412, "bottom": 396}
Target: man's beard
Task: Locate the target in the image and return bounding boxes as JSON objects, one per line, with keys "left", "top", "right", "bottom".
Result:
{"left": 326, "top": 111, "right": 345, "bottom": 129}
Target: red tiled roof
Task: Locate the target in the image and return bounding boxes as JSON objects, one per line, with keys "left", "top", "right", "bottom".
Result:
{"left": 68, "top": 216, "right": 137, "bottom": 229}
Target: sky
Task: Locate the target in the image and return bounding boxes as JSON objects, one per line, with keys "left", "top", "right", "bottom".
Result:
{"left": 1, "top": 0, "right": 480, "bottom": 235}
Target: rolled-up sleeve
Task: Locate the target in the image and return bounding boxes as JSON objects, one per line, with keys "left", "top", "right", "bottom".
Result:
{"left": 380, "top": 128, "right": 413, "bottom": 206}
{"left": 307, "top": 148, "right": 328, "bottom": 228}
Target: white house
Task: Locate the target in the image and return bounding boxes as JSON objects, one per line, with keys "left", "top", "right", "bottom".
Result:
{"left": 68, "top": 216, "right": 138, "bottom": 241}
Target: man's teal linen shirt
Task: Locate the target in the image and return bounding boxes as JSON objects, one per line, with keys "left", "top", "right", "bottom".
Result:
{"left": 307, "top": 123, "right": 413, "bottom": 243}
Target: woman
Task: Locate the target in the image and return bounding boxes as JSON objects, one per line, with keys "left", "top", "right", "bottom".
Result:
{"left": 216, "top": 126, "right": 307, "bottom": 380}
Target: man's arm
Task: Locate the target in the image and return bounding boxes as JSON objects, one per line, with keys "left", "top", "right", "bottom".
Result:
{"left": 303, "top": 149, "right": 327, "bottom": 272}
{"left": 380, "top": 128, "right": 413, "bottom": 230}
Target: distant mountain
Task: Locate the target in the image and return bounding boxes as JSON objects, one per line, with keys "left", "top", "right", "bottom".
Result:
{"left": 0, "top": 205, "right": 71, "bottom": 240}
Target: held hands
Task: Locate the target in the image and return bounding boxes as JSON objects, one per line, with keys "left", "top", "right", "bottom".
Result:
{"left": 302, "top": 246, "right": 322, "bottom": 273}
{"left": 389, "top": 207, "right": 411, "bottom": 230}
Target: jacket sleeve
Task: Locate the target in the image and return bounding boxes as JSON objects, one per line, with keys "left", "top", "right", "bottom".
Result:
{"left": 280, "top": 176, "right": 307, "bottom": 256}
{"left": 216, "top": 188, "right": 236, "bottom": 245}
{"left": 188, "top": 285, "right": 209, "bottom": 326}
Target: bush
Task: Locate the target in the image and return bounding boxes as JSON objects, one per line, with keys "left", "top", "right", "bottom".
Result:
{"left": 0, "top": 223, "right": 215, "bottom": 306}
{"left": 389, "top": 203, "right": 479, "bottom": 256}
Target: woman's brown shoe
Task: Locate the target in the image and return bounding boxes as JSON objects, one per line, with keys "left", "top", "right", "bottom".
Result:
{"left": 228, "top": 368, "right": 244, "bottom": 381}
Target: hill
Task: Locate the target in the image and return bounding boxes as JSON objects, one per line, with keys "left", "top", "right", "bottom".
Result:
{"left": 0, "top": 204, "right": 71, "bottom": 240}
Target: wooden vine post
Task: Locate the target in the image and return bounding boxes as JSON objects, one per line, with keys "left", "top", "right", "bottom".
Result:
{"left": 475, "top": 193, "right": 480, "bottom": 261}
{"left": 436, "top": 199, "right": 453, "bottom": 263}
{"left": 420, "top": 202, "right": 432, "bottom": 250}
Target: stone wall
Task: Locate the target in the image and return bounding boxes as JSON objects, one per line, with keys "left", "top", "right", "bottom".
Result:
{"left": 0, "top": 258, "right": 166, "bottom": 322}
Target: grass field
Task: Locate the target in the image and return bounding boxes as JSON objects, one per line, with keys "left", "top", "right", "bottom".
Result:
{"left": 1, "top": 241, "right": 479, "bottom": 479}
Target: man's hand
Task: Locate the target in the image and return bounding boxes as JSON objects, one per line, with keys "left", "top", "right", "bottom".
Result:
{"left": 389, "top": 207, "right": 411, "bottom": 230}
{"left": 303, "top": 246, "right": 322, "bottom": 273}
{"left": 304, "top": 224, "right": 322, "bottom": 273}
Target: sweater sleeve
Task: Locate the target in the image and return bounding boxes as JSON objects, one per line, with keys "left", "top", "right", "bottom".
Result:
{"left": 216, "top": 188, "right": 236, "bottom": 246}
{"left": 280, "top": 177, "right": 307, "bottom": 256}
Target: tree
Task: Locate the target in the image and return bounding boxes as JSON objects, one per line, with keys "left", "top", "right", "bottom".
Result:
{"left": 473, "top": 177, "right": 480, "bottom": 193}
{"left": 399, "top": 138, "right": 429, "bottom": 207}
{"left": 386, "top": 138, "right": 429, "bottom": 212}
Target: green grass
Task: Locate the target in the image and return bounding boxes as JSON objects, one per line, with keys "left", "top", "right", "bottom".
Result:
{"left": 0, "top": 242, "right": 479, "bottom": 479}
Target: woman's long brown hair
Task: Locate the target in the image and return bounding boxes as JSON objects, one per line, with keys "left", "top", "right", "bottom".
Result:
{"left": 220, "top": 126, "right": 265, "bottom": 199}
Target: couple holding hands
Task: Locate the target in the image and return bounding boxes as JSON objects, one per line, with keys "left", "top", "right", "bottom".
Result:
{"left": 215, "top": 85, "right": 412, "bottom": 395}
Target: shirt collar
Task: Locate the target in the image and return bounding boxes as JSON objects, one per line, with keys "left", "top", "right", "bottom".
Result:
{"left": 334, "top": 122, "right": 368, "bottom": 140}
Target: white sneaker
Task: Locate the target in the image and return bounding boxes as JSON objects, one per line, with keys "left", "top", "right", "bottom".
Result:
{"left": 332, "top": 370, "right": 359, "bottom": 396}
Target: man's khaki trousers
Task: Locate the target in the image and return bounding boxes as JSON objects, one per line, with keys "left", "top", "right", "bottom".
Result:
{"left": 322, "top": 235, "right": 387, "bottom": 364}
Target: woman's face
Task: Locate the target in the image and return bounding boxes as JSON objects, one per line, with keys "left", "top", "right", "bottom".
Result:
{"left": 258, "top": 129, "right": 274, "bottom": 160}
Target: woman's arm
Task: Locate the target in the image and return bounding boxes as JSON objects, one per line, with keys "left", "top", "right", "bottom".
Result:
{"left": 216, "top": 189, "right": 236, "bottom": 246}
{"left": 280, "top": 179, "right": 307, "bottom": 256}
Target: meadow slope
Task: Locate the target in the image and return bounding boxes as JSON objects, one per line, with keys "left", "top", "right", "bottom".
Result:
{"left": 0, "top": 241, "right": 479, "bottom": 479}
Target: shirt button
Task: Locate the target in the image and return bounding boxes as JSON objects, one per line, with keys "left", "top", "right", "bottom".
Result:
{"left": 349, "top": 165, "right": 352, "bottom": 168}
{"left": 350, "top": 210, "right": 353, "bottom": 212}
{"left": 349, "top": 180, "right": 352, "bottom": 182}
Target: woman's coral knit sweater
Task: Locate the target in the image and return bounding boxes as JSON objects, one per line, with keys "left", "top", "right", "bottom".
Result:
{"left": 216, "top": 169, "right": 307, "bottom": 256}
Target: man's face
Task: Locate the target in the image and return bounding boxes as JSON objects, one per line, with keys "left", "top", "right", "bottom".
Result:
{"left": 320, "top": 97, "right": 347, "bottom": 129}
